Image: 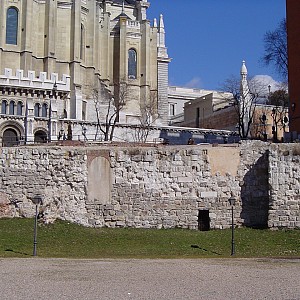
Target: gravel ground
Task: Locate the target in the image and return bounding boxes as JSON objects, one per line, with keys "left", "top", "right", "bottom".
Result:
{"left": 0, "top": 258, "right": 299, "bottom": 300}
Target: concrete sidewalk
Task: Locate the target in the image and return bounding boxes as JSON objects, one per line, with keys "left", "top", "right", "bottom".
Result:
{"left": 1, "top": 258, "right": 299, "bottom": 300}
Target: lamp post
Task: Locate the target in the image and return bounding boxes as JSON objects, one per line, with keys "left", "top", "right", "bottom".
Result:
{"left": 261, "top": 113, "right": 267, "bottom": 141}
{"left": 31, "top": 195, "right": 43, "bottom": 256}
{"left": 228, "top": 195, "right": 236, "bottom": 256}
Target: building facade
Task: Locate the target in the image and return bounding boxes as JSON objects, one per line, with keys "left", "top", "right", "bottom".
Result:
{"left": 287, "top": 0, "right": 300, "bottom": 137}
{"left": 0, "top": 0, "right": 170, "bottom": 145}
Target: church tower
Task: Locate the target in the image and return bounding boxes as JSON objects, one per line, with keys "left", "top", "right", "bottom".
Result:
{"left": 0, "top": 0, "right": 170, "bottom": 144}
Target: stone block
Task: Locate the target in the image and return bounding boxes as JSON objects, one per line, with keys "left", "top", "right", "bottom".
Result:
{"left": 200, "top": 191, "right": 218, "bottom": 198}
{"left": 178, "top": 177, "right": 193, "bottom": 183}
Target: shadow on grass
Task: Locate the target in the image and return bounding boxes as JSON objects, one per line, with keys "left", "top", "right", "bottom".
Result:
{"left": 191, "top": 244, "right": 221, "bottom": 256}
{"left": 4, "top": 249, "right": 30, "bottom": 256}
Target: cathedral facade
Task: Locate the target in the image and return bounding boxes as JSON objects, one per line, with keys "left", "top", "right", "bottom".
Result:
{"left": 0, "top": 0, "right": 170, "bottom": 145}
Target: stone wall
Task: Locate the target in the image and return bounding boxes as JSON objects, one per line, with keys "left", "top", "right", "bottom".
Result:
{"left": 0, "top": 147, "right": 88, "bottom": 225}
{"left": 0, "top": 141, "right": 299, "bottom": 229}
{"left": 86, "top": 145, "right": 241, "bottom": 229}
{"left": 268, "top": 144, "right": 300, "bottom": 228}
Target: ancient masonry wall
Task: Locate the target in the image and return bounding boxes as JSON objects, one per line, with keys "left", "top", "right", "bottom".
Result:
{"left": 268, "top": 144, "right": 300, "bottom": 228}
{"left": 0, "top": 141, "right": 299, "bottom": 229}
{"left": 0, "top": 147, "right": 89, "bottom": 225}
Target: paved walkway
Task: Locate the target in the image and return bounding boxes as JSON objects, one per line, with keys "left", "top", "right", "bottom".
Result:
{"left": 0, "top": 258, "right": 300, "bottom": 300}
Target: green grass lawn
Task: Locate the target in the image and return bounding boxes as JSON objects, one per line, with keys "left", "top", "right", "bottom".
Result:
{"left": 0, "top": 218, "right": 299, "bottom": 258}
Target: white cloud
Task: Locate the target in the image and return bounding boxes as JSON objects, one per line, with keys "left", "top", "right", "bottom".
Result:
{"left": 250, "top": 75, "right": 286, "bottom": 95}
{"left": 184, "top": 77, "right": 203, "bottom": 89}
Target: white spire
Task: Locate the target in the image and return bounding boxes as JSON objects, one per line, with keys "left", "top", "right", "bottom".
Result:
{"left": 153, "top": 18, "right": 157, "bottom": 28}
{"left": 159, "top": 14, "right": 165, "bottom": 30}
{"left": 158, "top": 14, "right": 165, "bottom": 48}
{"left": 239, "top": 60, "right": 251, "bottom": 138}
{"left": 241, "top": 60, "right": 248, "bottom": 76}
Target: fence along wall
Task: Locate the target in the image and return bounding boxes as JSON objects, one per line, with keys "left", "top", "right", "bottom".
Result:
{"left": 0, "top": 142, "right": 299, "bottom": 229}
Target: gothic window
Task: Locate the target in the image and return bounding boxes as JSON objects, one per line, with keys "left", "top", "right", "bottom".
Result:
{"left": 42, "top": 103, "right": 48, "bottom": 117}
{"left": 1, "top": 100, "right": 8, "bottom": 114}
{"left": 80, "top": 24, "right": 85, "bottom": 60}
{"left": 17, "top": 101, "right": 23, "bottom": 116}
{"left": 9, "top": 101, "right": 15, "bottom": 115}
{"left": 128, "top": 48, "right": 137, "bottom": 79}
{"left": 34, "top": 103, "right": 40, "bottom": 117}
{"left": 6, "top": 7, "right": 18, "bottom": 45}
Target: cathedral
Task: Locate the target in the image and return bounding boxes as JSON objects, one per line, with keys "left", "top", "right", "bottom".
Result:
{"left": 0, "top": 0, "right": 170, "bottom": 145}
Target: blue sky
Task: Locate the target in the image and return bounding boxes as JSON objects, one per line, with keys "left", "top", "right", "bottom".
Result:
{"left": 147, "top": 0, "right": 286, "bottom": 90}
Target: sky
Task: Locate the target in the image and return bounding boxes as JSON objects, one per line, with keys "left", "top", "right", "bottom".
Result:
{"left": 147, "top": 0, "right": 286, "bottom": 91}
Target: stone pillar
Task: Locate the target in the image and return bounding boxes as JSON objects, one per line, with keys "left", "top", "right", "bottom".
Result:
{"left": 44, "top": 0, "right": 57, "bottom": 74}
{"left": 49, "top": 97, "right": 58, "bottom": 142}
{"left": 20, "top": 0, "right": 33, "bottom": 71}
{"left": 0, "top": 1, "right": 5, "bottom": 72}
{"left": 25, "top": 98, "right": 34, "bottom": 144}
{"left": 119, "top": 16, "right": 127, "bottom": 81}
{"left": 140, "top": 20, "right": 151, "bottom": 116}
{"left": 69, "top": 1, "right": 82, "bottom": 119}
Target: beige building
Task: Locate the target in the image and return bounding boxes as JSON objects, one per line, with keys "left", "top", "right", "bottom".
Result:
{"left": 0, "top": 0, "right": 170, "bottom": 145}
{"left": 180, "top": 61, "right": 289, "bottom": 142}
{"left": 181, "top": 92, "right": 234, "bottom": 129}
{"left": 167, "top": 86, "right": 219, "bottom": 125}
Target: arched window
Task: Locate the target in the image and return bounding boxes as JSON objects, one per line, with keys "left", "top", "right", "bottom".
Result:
{"left": 6, "top": 7, "right": 18, "bottom": 45}
{"left": 128, "top": 48, "right": 137, "bottom": 79}
{"left": 42, "top": 103, "right": 48, "bottom": 117}
{"left": 1, "top": 100, "right": 8, "bottom": 114}
{"left": 80, "top": 24, "right": 85, "bottom": 60}
{"left": 34, "top": 103, "right": 40, "bottom": 117}
{"left": 17, "top": 101, "right": 23, "bottom": 116}
{"left": 9, "top": 101, "right": 15, "bottom": 115}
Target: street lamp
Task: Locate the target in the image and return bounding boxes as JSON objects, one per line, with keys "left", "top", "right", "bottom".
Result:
{"left": 228, "top": 194, "right": 236, "bottom": 256}
{"left": 31, "top": 195, "right": 43, "bottom": 256}
{"left": 261, "top": 113, "right": 267, "bottom": 141}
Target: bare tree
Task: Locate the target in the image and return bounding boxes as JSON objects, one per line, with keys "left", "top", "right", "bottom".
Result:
{"left": 86, "top": 78, "right": 130, "bottom": 141}
{"left": 262, "top": 18, "right": 288, "bottom": 81}
{"left": 268, "top": 89, "right": 289, "bottom": 142}
{"left": 132, "top": 90, "right": 159, "bottom": 143}
{"left": 220, "top": 75, "right": 266, "bottom": 139}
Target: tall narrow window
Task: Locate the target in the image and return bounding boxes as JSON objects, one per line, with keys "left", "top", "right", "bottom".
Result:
{"left": 34, "top": 103, "right": 40, "bottom": 117}
{"left": 80, "top": 24, "right": 85, "bottom": 60}
{"left": 17, "top": 101, "right": 23, "bottom": 116}
{"left": 82, "top": 101, "right": 87, "bottom": 121}
{"left": 196, "top": 107, "right": 200, "bottom": 127}
{"left": 1, "top": 100, "right": 8, "bottom": 114}
{"left": 9, "top": 101, "right": 15, "bottom": 115}
{"left": 42, "top": 103, "right": 48, "bottom": 117}
{"left": 128, "top": 48, "right": 137, "bottom": 79}
{"left": 6, "top": 7, "right": 18, "bottom": 45}
{"left": 170, "top": 104, "right": 175, "bottom": 116}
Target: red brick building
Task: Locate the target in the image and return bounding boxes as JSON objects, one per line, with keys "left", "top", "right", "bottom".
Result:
{"left": 287, "top": 0, "right": 300, "bottom": 135}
